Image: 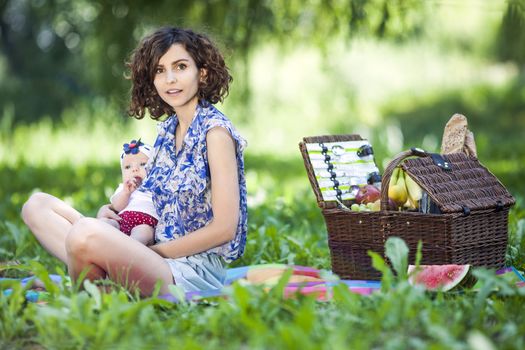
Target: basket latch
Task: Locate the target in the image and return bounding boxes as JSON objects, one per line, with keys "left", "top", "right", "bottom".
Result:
{"left": 430, "top": 153, "right": 451, "bottom": 170}
{"left": 409, "top": 148, "right": 451, "bottom": 170}
{"left": 357, "top": 144, "right": 374, "bottom": 157}
{"left": 462, "top": 206, "right": 471, "bottom": 216}
{"left": 410, "top": 147, "right": 428, "bottom": 157}
{"left": 495, "top": 200, "right": 504, "bottom": 212}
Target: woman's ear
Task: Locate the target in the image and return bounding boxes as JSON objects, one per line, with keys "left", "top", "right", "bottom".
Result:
{"left": 200, "top": 68, "right": 208, "bottom": 83}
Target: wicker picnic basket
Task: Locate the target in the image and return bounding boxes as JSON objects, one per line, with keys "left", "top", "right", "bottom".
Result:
{"left": 299, "top": 134, "right": 516, "bottom": 280}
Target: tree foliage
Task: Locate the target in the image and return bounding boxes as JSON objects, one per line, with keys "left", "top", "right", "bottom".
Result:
{"left": 1, "top": 0, "right": 523, "bottom": 123}
{"left": 497, "top": 0, "right": 525, "bottom": 67}
{"left": 0, "top": 0, "right": 426, "bottom": 123}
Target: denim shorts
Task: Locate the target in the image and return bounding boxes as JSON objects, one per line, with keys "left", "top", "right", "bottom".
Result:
{"left": 165, "top": 252, "right": 226, "bottom": 292}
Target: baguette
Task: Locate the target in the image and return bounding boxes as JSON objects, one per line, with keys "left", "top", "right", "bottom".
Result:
{"left": 441, "top": 113, "right": 468, "bottom": 154}
{"left": 464, "top": 130, "right": 477, "bottom": 157}
{"left": 441, "top": 113, "right": 478, "bottom": 157}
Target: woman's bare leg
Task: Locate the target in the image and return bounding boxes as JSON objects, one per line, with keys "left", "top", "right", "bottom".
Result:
{"left": 98, "top": 217, "right": 120, "bottom": 230}
{"left": 66, "top": 218, "right": 174, "bottom": 296}
{"left": 21, "top": 192, "right": 84, "bottom": 263}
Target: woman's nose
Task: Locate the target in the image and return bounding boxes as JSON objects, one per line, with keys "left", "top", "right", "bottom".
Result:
{"left": 166, "top": 70, "right": 176, "bottom": 83}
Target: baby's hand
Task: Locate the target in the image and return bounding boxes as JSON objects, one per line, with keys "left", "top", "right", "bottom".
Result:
{"left": 124, "top": 178, "right": 139, "bottom": 193}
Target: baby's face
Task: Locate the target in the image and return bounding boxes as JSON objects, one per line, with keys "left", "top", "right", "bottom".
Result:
{"left": 121, "top": 152, "right": 149, "bottom": 184}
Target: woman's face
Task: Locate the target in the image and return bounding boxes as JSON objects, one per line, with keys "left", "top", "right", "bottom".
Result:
{"left": 153, "top": 44, "right": 203, "bottom": 116}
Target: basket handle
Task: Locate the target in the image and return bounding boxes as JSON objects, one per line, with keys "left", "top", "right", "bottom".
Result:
{"left": 380, "top": 147, "right": 429, "bottom": 211}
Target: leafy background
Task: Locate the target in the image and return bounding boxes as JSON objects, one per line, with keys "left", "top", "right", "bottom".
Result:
{"left": 1, "top": 0, "right": 525, "bottom": 348}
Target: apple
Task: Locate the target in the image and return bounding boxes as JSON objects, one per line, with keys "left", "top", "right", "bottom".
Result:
{"left": 354, "top": 185, "right": 381, "bottom": 204}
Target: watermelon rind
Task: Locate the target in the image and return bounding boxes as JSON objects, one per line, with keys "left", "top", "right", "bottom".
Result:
{"left": 407, "top": 264, "right": 472, "bottom": 292}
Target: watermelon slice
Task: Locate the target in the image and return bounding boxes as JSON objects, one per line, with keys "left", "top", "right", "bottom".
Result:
{"left": 407, "top": 264, "right": 475, "bottom": 292}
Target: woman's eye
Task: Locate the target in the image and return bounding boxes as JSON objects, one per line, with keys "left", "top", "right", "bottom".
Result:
{"left": 155, "top": 67, "right": 164, "bottom": 74}
{"left": 176, "top": 63, "right": 187, "bottom": 70}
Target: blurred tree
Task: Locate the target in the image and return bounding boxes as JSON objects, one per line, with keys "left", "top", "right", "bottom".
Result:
{"left": 0, "top": 0, "right": 425, "bottom": 124}
{"left": 497, "top": 0, "right": 525, "bottom": 69}
{"left": 0, "top": 0, "right": 87, "bottom": 122}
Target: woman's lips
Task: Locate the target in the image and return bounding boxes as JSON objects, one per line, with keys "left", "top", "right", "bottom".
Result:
{"left": 166, "top": 89, "right": 181, "bottom": 95}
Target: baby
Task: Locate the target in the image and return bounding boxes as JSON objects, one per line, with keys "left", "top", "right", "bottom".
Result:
{"left": 106, "top": 139, "right": 158, "bottom": 245}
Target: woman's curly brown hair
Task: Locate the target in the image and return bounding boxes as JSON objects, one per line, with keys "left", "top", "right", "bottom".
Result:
{"left": 127, "top": 27, "right": 232, "bottom": 119}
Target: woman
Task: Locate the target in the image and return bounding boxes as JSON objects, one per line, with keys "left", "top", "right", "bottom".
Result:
{"left": 21, "top": 27, "right": 248, "bottom": 296}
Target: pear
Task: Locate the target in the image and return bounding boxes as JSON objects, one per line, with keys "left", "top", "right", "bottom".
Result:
{"left": 388, "top": 169, "right": 408, "bottom": 208}
{"left": 387, "top": 166, "right": 400, "bottom": 200}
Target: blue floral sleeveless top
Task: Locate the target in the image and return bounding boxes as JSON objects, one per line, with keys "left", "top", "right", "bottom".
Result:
{"left": 141, "top": 102, "right": 248, "bottom": 262}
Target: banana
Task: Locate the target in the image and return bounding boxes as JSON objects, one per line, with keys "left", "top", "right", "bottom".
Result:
{"left": 405, "top": 172, "right": 423, "bottom": 209}
{"left": 390, "top": 167, "right": 400, "bottom": 187}
{"left": 403, "top": 198, "right": 414, "bottom": 209}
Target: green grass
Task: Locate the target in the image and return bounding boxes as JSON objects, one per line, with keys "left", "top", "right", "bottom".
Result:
{"left": 1, "top": 152, "right": 524, "bottom": 348}
{"left": 1, "top": 225, "right": 524, "bottom": 349}
{"left": 1, "top": 88, "right": 524, "bottom": 348}
{"left": 1, "top": 91, "right": 524, "bottom": 348}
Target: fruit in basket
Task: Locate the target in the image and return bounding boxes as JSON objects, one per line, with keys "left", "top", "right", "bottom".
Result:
{"left": 386, "top": 198, "right": 398, "bottom": 210}
{"left": 351, "top": 204, "right": 367, "bottom": 212}
{"left": 389, "top": 166, "right": 400, "bottom": 185}
{"left": 350, "top": 202, "right": 379, "bottom": 212}
{"left": 370, "top": 199, "right": 381, "bottom": 211}
{"left": 355, "top": 185, "right": 381, "bottom": 204}
{"left": 389, "top": 185, "right": 407, "bottom": 208}
{"left": 407, "top": 264, "right": 476, "bottom": 292}
{"left": 405, "top": 173, "right": 422, "bottom": 209}
{"left": 388, "top": 167, "right": 408, "bottom": 208}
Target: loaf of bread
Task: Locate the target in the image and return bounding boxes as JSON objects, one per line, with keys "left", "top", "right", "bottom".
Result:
{"left": 441, "top": 114, "right": 468, "bottom": 154}
{"left": 464, "top": 130, "right": 477, "bottom": 157}
{"left": 440, "top": 113, "right": 477, "bottom": 157}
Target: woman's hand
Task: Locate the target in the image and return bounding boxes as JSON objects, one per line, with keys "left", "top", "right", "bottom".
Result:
{"left": 96, "top": 204, "right": 121, "bottom": 221}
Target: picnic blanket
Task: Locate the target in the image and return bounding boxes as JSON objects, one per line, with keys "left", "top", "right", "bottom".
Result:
{"left": 1, "top": 264, "right": 380, "bottom": 303}
{"left": 169, "top": 264, "right": 381, "bottom": 302}
{"left": 2, "top": 264, "right": 524, "bottom": 303}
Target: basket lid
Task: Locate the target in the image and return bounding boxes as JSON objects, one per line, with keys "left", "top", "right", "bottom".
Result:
{"left": 300, "top": 134, "right": 379, "bottom": 209}
{"left": 401, "top": 152, "right": 515, "bottom": 213}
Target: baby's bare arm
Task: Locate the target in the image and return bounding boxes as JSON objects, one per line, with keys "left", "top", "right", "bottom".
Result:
{"left": 110, "top": 187, "right": 132, "bottom": 212}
